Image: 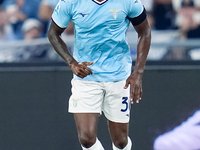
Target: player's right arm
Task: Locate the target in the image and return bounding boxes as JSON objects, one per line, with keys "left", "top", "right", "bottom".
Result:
{"left": 48, "top": 21, "right": 93, "bottom": 78}
{"left": 47, "top": 0, "right": 93, "bottom": 78}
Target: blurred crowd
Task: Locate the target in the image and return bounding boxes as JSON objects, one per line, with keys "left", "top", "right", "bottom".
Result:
{"left": 142, "top": 0, "right": 200, "bottom": 39}
{"left": 0, "top": 0, "right": 73, "bottom": 42}
{"left": 0, "top": 0, "right": 200, "bottom": 42}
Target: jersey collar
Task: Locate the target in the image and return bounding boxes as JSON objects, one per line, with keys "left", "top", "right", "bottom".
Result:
{"left": 92, "top": 0, "right": 108, "bottom": 5}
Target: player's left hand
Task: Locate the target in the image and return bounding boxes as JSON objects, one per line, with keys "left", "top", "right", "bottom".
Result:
{"left": 124, "top": 72, "right": 142, "bottom": 104}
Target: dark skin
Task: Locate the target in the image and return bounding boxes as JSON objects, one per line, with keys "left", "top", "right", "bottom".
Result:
{"left": 125, "top": 18, "right": 151, "bottom": 104}
{"left": 48, "top": 17, "right": 151, "bottom": 149}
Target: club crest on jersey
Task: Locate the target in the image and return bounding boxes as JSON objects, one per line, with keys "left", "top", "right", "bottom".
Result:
{"left": 55, "top": 4, "right": 61, "bottom": 15}
{"left": 109, "top": 9, "right": 121, "bottom": 19}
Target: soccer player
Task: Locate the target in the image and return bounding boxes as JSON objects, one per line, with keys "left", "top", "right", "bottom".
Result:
{"left": 48, "top": 0, "right": 151, "bottom": 149}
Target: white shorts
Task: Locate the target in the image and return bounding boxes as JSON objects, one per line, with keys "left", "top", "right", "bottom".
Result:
{"left": 68, "top": 79, "right": 131, "bottom": 123}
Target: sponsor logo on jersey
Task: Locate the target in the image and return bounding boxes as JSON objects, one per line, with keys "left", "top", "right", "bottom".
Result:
{"left": 109, "top": 9, "right": 121, "bottom": 19}
{"left": 78, "top": 13, "right": 89, "bottom": 17}
{"left": 135, "top": 0, "right": 138, "bottom": 3}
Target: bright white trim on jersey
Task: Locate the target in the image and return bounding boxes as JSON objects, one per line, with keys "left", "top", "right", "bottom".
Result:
{"left": 92, "top": 0, "right": 108, "bottom": 5}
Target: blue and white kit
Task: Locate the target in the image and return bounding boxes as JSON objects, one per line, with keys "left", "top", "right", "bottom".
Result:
{"left": 52, "top": 0, "right": 145, "bottom": 82}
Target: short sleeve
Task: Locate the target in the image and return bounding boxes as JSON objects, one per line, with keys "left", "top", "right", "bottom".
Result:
{"left": 127, "top": 0, "right": 144, "bottom": 18}
{"left": 51, "top": 0, "right": 71, "bottom": 28}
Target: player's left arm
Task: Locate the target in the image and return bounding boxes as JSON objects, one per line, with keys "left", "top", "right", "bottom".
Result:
{"left": 124, "top": 11, "right": 151, "bottom": 104}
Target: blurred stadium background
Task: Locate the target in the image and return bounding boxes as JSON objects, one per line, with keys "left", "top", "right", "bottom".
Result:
{"left": 0, "top": 0, "right": 200, "bottom": 150}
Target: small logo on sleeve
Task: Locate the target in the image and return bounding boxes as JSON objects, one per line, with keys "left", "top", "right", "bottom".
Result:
{"left": 55, "top": 4, "right": 61, "bottom": 15}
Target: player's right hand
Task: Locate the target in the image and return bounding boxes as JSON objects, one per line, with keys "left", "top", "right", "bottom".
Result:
{"left": 69, "top": 61, "right": 94, "bottom": 78}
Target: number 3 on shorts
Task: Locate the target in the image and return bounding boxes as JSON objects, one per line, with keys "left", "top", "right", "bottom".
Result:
{"left": 121, "top": 97, "right": 129, "bottom": 112}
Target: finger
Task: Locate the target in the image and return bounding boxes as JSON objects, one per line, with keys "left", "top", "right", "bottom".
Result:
{"left": 77, "top": 73, "right": 86, "bottom": 78}
{"left": 85, "top": 67, "right": 93, "bottom": 75}
{"left": 130, "top": 87, "right": 134, "bottom": 103}
{"left": 140, "top": 88, "right": 142, "bottom": 100}
{"left": 130, "top": 98, "right": 134, "bottom": 104}
{"left": 136, "top": 88, "right": 141, "bottom": 103}
{"left": 85, "top": 61, "right": 94, "bottom": 66}
{"left": 134, "top": 87, "right": 141, "bottom": 101}
{"left": 124, "top": 80, "right": 129, "bottom": 89}
{"left": 75, "top": 69, "right": 88, "bottom": 78}
{"left": 77, "top": 74, "right": 85, "bottom": 79}
{"left": 80, "top": 68, "right": 90, "bottom": 76}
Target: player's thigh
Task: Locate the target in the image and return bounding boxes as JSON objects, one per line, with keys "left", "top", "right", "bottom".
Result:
{"left": 74, "top": 113, "right": 100, "bottom": 137}
{"left": 103, "top": 80, "right": 131, "bottom": 123}
{"left": 108, "top": 120, "right": 129, "bottom": 142}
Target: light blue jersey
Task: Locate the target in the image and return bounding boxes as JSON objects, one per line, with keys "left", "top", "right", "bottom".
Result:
{"left": 52, "top": 0, "right": 144, "bottom": 82}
